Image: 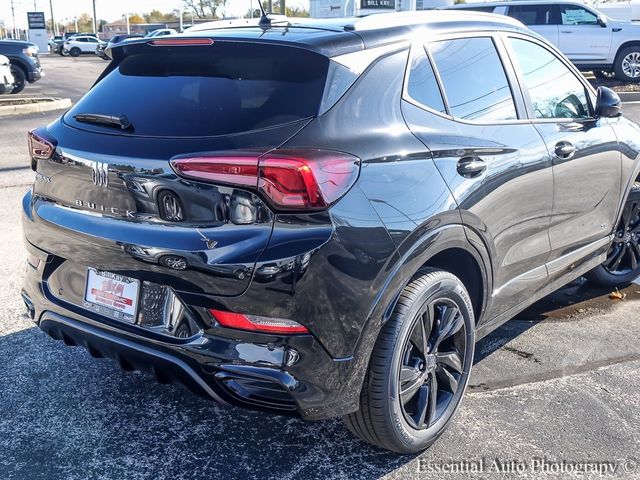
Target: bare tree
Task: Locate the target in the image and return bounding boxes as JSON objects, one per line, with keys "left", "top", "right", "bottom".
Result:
{"left": 183, "top": 0, "right": 223, "bottom": 19}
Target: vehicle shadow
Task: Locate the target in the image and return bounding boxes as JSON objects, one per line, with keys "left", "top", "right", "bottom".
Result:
{"left": 0, "top": 319, "right": 410, "bottom": 480}
{"left": 473, "top": 277, "right": 633, "bottom": 364}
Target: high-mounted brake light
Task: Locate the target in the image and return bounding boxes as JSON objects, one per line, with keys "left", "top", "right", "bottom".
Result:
{"left": 209, "top": 310, "right": 309, "bottom": 335}
{"left": 150, "top": 38, "right": 214, "bottom": 46}
{"left": 170, "top": 149, "right": 360, "bottom": 211}
{"left": 28, "top": 128, "right": 56, "bottom": 164}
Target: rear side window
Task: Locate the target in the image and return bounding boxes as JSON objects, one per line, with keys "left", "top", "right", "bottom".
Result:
{"left": 405, "top": 46, "right": 446, "bottom": 113}
{"left": 508, "top": 5, "right": 557, "bottom": 26}
{"left": 508, "top": 38, "right": 590, "bottom": 119}
{"left": 428, "top": 37, "right": 517, "bottom": 122}
{"left": 66, "top": 43, "right": 329, "bottom": 137}
{"left": 455, "top": 6, "right": 496, "bottom": 13}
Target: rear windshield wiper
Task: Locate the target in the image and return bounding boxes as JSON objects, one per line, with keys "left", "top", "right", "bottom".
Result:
{"left": 73, "top": 113, "right": 132, "bottom": 130}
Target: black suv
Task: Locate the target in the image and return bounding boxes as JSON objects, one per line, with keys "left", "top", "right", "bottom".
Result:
{"left": 22, "top": 11, "right": 640, "bottom": 453}
{"left": 0, "top": 40, "right": 42, "bottom": 93}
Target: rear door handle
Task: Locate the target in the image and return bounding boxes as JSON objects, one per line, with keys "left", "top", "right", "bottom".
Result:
{"left": 560, "top": 30, "right": 573, "bottom": 34}
{"left": 456, "top": 157, "right": 486, "bottom": 178}
{"left": 554, "top": 141, "right": 576, "bottom": 160}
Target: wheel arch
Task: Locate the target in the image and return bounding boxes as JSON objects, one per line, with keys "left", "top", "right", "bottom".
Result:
{"left": 8, "top": 58, "right": 28, "bottom": 79}
{"left": 614, "top": 41, "right": 640, "bottom": 63}
{"left": 351, "top": 224, "right": 488, "bottom": 354}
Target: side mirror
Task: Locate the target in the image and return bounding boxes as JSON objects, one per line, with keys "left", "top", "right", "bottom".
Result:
{"left": 595, "top": 86, "right": 621, "bottom": 118}
{"left": 598, "top": 15, "right": 607, "bottom": 27}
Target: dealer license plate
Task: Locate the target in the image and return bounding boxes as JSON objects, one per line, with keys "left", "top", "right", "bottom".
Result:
{"left": 83, "top": 268, "right": 140, "bottom": 323}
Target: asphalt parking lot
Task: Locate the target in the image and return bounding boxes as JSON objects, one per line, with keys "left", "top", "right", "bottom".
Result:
{"left": 0, "top": 55, "right": 639, "bottom": 480}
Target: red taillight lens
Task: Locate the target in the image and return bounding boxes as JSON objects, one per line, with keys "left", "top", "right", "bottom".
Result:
{"left": 209, "top": 309, "right": 309, "bottom": 335}
{"left": 170, "top": 149, "right": 360, "bottom": 211}
{"left": 150, "top": 38, "right": 214, "bottom": 46}
{"left": 170, "top": 155, "right": 259, "bottom": 187}
{"left": 28, "top": 128, "right": 56, "bottom": 163}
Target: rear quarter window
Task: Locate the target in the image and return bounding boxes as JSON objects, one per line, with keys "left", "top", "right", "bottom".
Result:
{"left": 65, "top": 42, "right": 330, "bottom": 137}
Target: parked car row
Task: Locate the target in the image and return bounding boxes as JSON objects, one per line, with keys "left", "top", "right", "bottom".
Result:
{"left": 446, "top": 0, "right": 640, "bottom": 81}
{"left": 50, "top": 29, "right": 178, "bottom": 60}
{"left": 0, "top": 39, "right": 42, "bottom": 94}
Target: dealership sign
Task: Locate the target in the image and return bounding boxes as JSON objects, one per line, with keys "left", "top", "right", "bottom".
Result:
{"left": 27, "top": 12, "right": 46, "bottom": 29}
{"left": 361, "top": 0, "right": 396, "bottom": 9}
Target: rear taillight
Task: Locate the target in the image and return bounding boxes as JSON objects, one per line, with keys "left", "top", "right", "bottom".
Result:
{"left": 171, "top": 149, "right": 360, "bottom": 211}
{"left": 209, "top": 310, "right": 309, "bottom": 335}
{"left": 28, "top": 129, "right": 56, "bottom": 167}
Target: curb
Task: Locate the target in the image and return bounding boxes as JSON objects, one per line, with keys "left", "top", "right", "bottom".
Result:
{"left": 0, "top": 97, "right": 72, "bottom": 116}
{"left": 619, "top": 91, "right": 640, "bottom": 103}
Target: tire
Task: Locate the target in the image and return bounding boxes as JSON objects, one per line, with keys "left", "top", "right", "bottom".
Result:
{"left": 69, "top": 47, "right": 81, "bottom": 57}
{"left": 58, "top": 49, "right": 65, "bottom": 56}
{"left": 343, "top": 268, "right": 475, "bottom": 453}
{"left": 9, "top": 64, "right": 25, "bottom": 94}
{"left": 587, "top": 182, "right": 640, "bottom": 287}
{"left": 614, "top": 47, "right": 640, "bottom": 82}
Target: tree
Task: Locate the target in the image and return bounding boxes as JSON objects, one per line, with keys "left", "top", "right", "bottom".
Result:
{"left": 144, "top": 9, "right": 178, "bottom": 23}
{"left": 128, "top": 14, "right": 145, "bottom": 24}
{"left": 183, "top": 0, "right": 223, "bottom": 19}
{"left": 76, "top": 13, "right": 93, "bottom": 32}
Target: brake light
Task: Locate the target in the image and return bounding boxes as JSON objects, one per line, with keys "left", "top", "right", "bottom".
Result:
{"left": 170, "top": 149, "right": 360, "bottom": 211}
{"left": 28, "top": 128, "right": 56, "bottom": 163}
{"left": 150, "top": 38, "right": 214, "bottom": 46}
{"left": 209, "top": 310, "right": 309, "bottom": 335}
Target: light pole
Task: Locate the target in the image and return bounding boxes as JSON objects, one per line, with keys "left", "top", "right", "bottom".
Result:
{"left": 92, "top": 0, "right": 97, "bottom": 34}
{"left": 179, "top": 0, "right": 183, "bottom": 32}
{"left": 10, "top": 0, "right": 17, "bottom": 39}
{"left": 50, "top": 0, "right": 56, "bottom": 35}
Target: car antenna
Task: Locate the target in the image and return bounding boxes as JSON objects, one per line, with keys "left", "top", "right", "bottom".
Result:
{"left": 257, "top": 0, "right": 271, "bottom": 29}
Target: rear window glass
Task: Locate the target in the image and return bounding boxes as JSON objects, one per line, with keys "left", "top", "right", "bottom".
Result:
{"left": 429, "top": 37, "right": 517, "bottom": 122}
{"left": 65, "top": 43, "right": 329, "bottom": 137}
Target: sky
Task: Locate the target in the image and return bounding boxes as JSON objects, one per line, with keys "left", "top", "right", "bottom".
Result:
{"left": 0, "top": 0, "right": 310, "bottom": 30}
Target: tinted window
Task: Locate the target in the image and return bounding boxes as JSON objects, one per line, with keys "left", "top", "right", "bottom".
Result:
{"left": 66, "top": 43, "right": 329, "bottom": 137}
{"left": 508, "top": 5, "right": 556, "bottom": 25}
{"left": 459, "top": 6, "right": 496, "bottom": 13}
{"left": 429, "top": 37, "right": 517, "bottom": 121}
{"left": 560, "top": 6, "right": 598, "bottom": 25}
{"left": 406, "top": 47, "right": 446, "bottom": 113}
{"left": 509, "top": 38, "right": 590, "bottom": 119}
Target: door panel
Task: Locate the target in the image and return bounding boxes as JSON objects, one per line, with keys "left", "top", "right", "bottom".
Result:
{"left": 558, "top": 5, "right": 612, "bottom": 62}
{"left": 536, "top": 120, "right": 621, "bottom": 259}
{"left": 402, "top": 38, "right": 553, "bottom": 320}
{"left": 506, "top": 36, "right": 621, "bottom": 261}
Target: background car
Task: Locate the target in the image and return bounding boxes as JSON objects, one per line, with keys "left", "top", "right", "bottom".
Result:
{"left": 447, "top": 0, "right": 640, "bottom": 81}
{"left": 96, "top": 34, "right": 144, "bottom": 60}
{"left": 63, "top": 35, "right": 105, "bottom": 57}
{"left": 48, "top": 35, "right": 64, "bottom": 54}
{"left": 0, "top": 54, "right": 14, "bottom": 94}
{"left": 145, "top": 28, "right": 177, "bottom": 37}
{"left": 0, "top": 39, "right": 42, "bottom": 93}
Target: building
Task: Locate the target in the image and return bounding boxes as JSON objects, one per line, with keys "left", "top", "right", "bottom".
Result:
{"left": 310, "top": 0, "right": 453, "bottom": 18}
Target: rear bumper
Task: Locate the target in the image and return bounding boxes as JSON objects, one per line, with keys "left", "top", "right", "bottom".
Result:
{"left": 21, "top": 240, "right": 361, "bottom": 420}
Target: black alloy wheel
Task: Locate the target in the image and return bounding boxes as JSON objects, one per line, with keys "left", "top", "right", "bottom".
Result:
{"left": 399, "top": 298, "right": 466, "bottom": 430}
{"left": 588, "top": 182, "right": 640, "bottom": 286}
{"left": 344, "top": 269, "right": 475, "bottom": 453}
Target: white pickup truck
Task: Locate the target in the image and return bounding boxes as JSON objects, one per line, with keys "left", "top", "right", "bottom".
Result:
{"left": 448, "top": 0, "right": 640, "bottom": 81}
